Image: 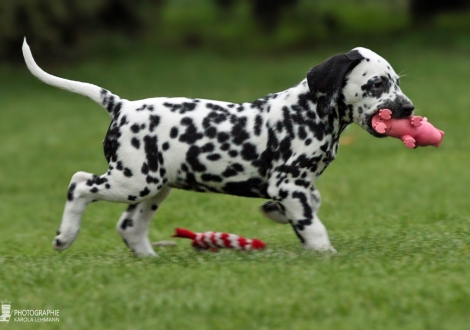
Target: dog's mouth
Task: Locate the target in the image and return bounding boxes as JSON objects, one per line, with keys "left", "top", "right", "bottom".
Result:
{"left": 365, "top": 108, "right": 414, "bottom": 138}
{"left": 365, "top": 109, "right": 388, "bottom": 138}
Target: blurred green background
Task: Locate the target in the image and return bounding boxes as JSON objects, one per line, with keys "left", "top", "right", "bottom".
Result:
{"left": 1, "top": 1, "right": 470, "bottom": 329}
{"left": 1, "top": 0, "right": 470, "bottom": 61}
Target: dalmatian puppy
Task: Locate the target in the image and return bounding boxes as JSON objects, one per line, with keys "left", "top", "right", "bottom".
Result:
{"left": 22, "top": 39, "right": 413, "bottom": 256}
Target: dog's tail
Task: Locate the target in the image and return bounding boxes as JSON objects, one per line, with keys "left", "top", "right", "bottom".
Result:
{"left": 22, "top": 38, "right": 124, "bottom": 118}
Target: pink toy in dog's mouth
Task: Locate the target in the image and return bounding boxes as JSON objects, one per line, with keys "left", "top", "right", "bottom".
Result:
{"left": 371, "top": 109, "right": 444, "bottom": 148}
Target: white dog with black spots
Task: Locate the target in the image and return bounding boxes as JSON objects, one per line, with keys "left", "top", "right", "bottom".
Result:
{"left": 23, "top": 39, "right": 414, "bottom": 256}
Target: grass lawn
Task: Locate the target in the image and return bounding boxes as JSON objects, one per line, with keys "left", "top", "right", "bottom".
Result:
{"left": 1, "top": 39, "right": 469, "bottom": 329}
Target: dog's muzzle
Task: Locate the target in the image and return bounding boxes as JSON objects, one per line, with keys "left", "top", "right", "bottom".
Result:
{"left": 366, "top": 100, "right": 415, "bottom": 137}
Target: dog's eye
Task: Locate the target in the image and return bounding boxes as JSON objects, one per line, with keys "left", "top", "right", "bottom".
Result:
{"left": 373, "top": 81, "right": 384, "bottom": 89}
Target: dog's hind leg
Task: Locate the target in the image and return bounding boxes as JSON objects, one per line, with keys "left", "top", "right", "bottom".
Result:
{"left": 116, "top": 186, "right": 171, "bottom": 256}
{"left": 260, "top": 201, "right": 289, "bottom": 224}
{"left": 261, "top": 188, "right": 322, "bottom": 225}
{"left": 53, "top": 170, "right": 163, "bottom": 252}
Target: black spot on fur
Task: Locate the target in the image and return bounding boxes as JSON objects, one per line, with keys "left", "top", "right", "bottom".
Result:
{"left": 162, "top": 142, "right": 170, "bottom": 151}
{"left": 119, "top": 115, "right": 128, "bottom": 127}
{"left": 276, "top": 164, "right": 300, "bottom": 177}
{"left": 131, "top": 138, "right": 140, "bottom": 149}
{"left": 295, "top": 219, "right": 313, "bottom": 231}
{"left": 298, "top": 126, "right": 307, "bottom": 140}
{"left": 120, "top": 218, "right": 134, "bottom": 230}
{"left": 241, "top": 143, "right": 258, "bottom": 160}
{"left": 207, "top": 153, "right": 221, "bottom": 161}
{"left": 254, "top": 115, "right": 263, "bottom": 136}
{"left": 111, "top": 102, "right": 122, "bottom": 118}
{"left": 139, "top": 187, "right": 150, "bottom": 197}
{"left": 251, "top": 97, "right": 268, "bottom": 109}
{"left": 282, "top": 107, "right": 295, "bottom": 138}
{"left": 131, "top": 124, "right": 140, "bottom": 133}
{"left": 222, "top": 163, "right": 244, "bottom": 177}
{"left": 205, "top": 127, "right": 217, "bottom": 138}
{"left": 67, "top": 183, "right": 76, "bottom": 201}
{"left": 222, "top": 168, "right": 237, "bottom": 177}
{"left": 103, "top": 122, "right": 121, "bottom": 163}
{"left": 86, "top": 175, "right": 108, "bottom": 186}
{"left": 206, "top": 103, "right": 227, "bottom": 112}
{"left": 201, "top": 143, "right": 214, "bottom": 153}
{"left": 141, "top": 162, "right": 149, "bottom": 174}
{"left": 217, "top": 132, "right": 230, "bottom": 143}
{"left": 106, "top": 95, "right": 114, "bottom": 113}
{"left": 294, "top": 179, "right": 310, "bottom": 188}
{"left": 164, "top": 102, "right": 197, "bottom": 114}
{"left": 279, "top": 137, "right": 292, "bottom": 160}
{"left": 151, "top": 204, "right": 158, "bottom": 211}
{"left": 146, "top": 175, "right": 160, "bottom": 184}
{"left": 222, "top": 178, "right": 268, "bottom": 198}
{"left": 126, "top": 204, "right": 137, "bottom": 212}
{"left": 143, "top": 135, "right": 159, "bottom": 171}
{"left": 149, "top": 115, "right": 160, "bottom": 132}
{"left": 231, "top": 117, "right": 249, "bottom": 145}
{"left": 123, "top": 168, "right": 133, "bottom": 177}
{"left": 292, "top": 191, "right": 313, "bottom": 219}
{"left": 201, "top": 174, "right": 223, "bottom": 182}
{"left": 186, "top": 145, "right": 206, "bottom": 172}
{"left": 170, "top": 127, "right": 179, "bottom": 139}
{"left": 179, "top": 117, "right": 203, "bottom": 144}
{"left": 128, "top": 195, "right": 137, "bottom": 201}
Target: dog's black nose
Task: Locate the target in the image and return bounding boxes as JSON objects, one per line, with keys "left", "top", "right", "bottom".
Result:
{"left": 402, "top": 103, "right": 414, "bottom": 117}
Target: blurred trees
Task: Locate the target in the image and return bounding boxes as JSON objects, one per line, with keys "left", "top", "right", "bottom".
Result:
{"left": 0, "top": 0, "right": 164, "bottom": 61}
{"left": 2, "top": 0, "right": 470, "bottom": 63}
{"left": 213, "top": 0, "right": 298, "bottom": 32}
{"left": 410, "top": 0, "right": 470, "bottom": 25}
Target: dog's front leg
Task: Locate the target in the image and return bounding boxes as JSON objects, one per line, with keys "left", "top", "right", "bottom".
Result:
{"left": 268, "top": 182, "right": 335, "bottom": 251}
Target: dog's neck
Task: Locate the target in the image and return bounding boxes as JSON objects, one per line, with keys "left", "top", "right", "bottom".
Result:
{"left": 247, "top": 80, "right": 351, "bottom": 142}
{"left": 292, "top": 79, "right": 351, "bottom": 135}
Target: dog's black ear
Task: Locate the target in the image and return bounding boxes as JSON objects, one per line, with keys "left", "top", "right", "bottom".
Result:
{"left": 307, "top": 49, "right": 363, "bottom": 115}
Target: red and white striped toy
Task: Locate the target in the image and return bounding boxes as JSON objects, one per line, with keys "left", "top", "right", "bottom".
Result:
{"left": 172, "top": 228, "right": 266, "bottom": 251}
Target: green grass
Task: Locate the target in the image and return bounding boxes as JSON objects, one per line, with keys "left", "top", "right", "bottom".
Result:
{"left": 1, "top": 39, "right": 470, "bottom": 329}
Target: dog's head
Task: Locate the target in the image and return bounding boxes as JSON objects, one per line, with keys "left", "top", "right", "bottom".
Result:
{"left": 307, "top": 47, "right": 413, "bottom": 137}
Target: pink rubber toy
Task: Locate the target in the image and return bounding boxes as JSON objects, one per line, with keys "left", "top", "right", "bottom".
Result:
{"left": 371, "top": 109, "right": 444, "bottom": 148}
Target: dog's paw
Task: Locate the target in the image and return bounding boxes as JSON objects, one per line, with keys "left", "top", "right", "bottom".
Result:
{"left": 52, "top": 229, "right": 78, "bottom": 251}
{"left": 260, "top": 201, "right": 289, "bottom": 224}
{"left": 53, "top": 237, "right": 69, "bottom": 251}
{"left": 303, "top": 243, "right": 337, "bottom": 253}
{"left": 133, "top": 250, "right": 159, "bottom": 258}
